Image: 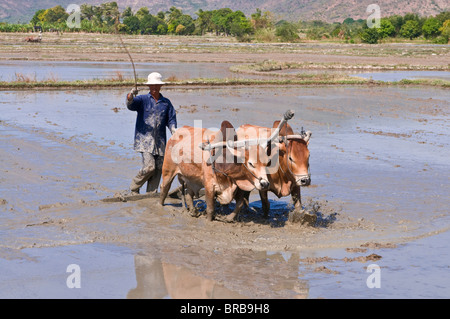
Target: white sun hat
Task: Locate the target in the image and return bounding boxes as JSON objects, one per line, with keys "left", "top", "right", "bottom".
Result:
{"left": 143, "top": 72, "right": 166, "bottom": 85}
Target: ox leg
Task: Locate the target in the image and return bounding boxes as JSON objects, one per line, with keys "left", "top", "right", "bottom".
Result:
{"left": 204, "top": 188, "right": 215, "bottom": 222}
{"left": 159, "top": 174, "right": 175, "bottom": 206}
{"left": 259, "top": 190, "right": 270, "bottom": 218}
{"left": 180, "top": 181, "right": 187, "bottom": 209}
{"left": 226, "top": 189, "right": 246, "bottom": 222}
{"left": 243, "top": 191, "right": 250, "bottom": 209}
{"left": 185, "top": 189, "right": 200, "bottom": 218}
{"left": 291, "top": 185, "right": 302, "bottom": 211}
{"left": 289, "top": 185, "right": 317, "bottom": 226}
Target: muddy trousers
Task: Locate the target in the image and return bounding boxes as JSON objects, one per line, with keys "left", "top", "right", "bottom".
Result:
{"left": 130, "top": 152, "right": 164, "bottom": 193}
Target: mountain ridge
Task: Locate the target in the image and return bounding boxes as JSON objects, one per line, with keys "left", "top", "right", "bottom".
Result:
{"left": 1, "top": 0, "right": 448, "bottom": 23}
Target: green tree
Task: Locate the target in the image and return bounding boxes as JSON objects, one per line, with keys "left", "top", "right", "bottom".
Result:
{"left": 275, "top": 21, "right": 299, "bottom": 41}
{"left": 179, "top": 14, "right": 195, "bottom": 34}
{"left": 167, "top": 6, "right": 182, "bottom": 24}
{"left": 123, "top": 15, "right": 140, "bottom": 34}
{"left": 435, "top": 11, "right": 450, "bottom": 24}
{"left": 122, "top": 7, "right": 133, "bottom": 19}
{"left": 227, "top": 11, "right": 253, "bottom": 37}
{"left": 361, "top": 27, "right": 379, "bottom": 44}
{"left": 422, "top": 17, "right": 442, "bottom": 38}
{"left": 99, "top": 2, "right": 119, "bottom": 26}
{"left": 196, "top": 9, "right": 213, "bottom": 35}
{"left": 42, "top": 5, "right": 68, "bottom": 24}
{"left": 156, "top": 23, "right": 167, "bottom": 35}
{"left": 377, "top": 18, "right": 395, "bottom": 38}
{"left": 135, "top": 7, "right": 150, "bottom": 21}
{"left": 400, "top": 20, "right": 421, "bottom": 39}
{"left": 30, "top": 9, "right": 45, "bottom": 25}
{"left": 157, "top": 11, "right": 165, "bottom": 20}
{"left": 167, "top": 24, "right": 175, "bottom": 34}
{"left": 403, "top": 13, "right": 420, "bottom": 23}
{"left": 439, "top": 19, "right": 450, "bottom": 41}
{"left": 140, "top": 14, "right": 159, "bottom": 34}
{"left": 166, "top": 7, "right": 194, "bottom": 35}
{"left": 80, "top": 4, "right": 96, "bottom": 21}
{"left": 251, "top": 8, "right": 273, "bottom": 29}
{"left": 211, "top": 8, "right": 233, "bottom": 35}
{"left": 387, "top": 15, "right": 403, "bottom": 36}
{"left": 343, "top": 18, "right": 355, "bottom": 24}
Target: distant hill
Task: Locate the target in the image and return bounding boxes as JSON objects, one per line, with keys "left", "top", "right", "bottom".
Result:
{"left": 1, "top": 0, "right": 448, "bottom": 23}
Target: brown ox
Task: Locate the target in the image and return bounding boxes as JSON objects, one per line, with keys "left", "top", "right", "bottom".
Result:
{"left": 159, "top": 121, "right": 271, "bottom": 221}
{"left": 227, "top": 121, "right": 311, "bottom": 221}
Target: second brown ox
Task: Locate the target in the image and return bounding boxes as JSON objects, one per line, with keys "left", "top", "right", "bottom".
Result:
{"left": 226, "top": 121, "right": 312, "bottom": 221}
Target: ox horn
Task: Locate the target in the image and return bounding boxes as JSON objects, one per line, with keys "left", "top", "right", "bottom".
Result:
{"left": 200, "top": 109, "right": 295, "bottom": 151}
{"left": 286, "top": 131, "right": 312, "bottom": 143}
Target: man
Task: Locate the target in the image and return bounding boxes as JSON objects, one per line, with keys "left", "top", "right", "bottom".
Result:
{"left": 126, "top": 72, "right": 177, "bottom": 195}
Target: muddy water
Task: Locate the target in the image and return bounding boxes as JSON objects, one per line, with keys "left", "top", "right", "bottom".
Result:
{"left": 3, "top": 60, "right": 448, "bottom": 83}
{"left": 351, "top": 70, "right": 450, "bottom": 82}
{"left": 0, "top": 86, "right": 449, "bottom": 298}
{"left": 0, "top": 60, "right": 264, "bottom": 81}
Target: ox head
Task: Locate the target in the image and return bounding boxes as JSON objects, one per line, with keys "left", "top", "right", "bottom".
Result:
{"left": 200, "top": 110, "right": 296, "bottom": 191}
{"left": 274, "top": 121, "right": 312, "bottom": 186}
{"left": 207, "top": 120, "right": 270, "bottom": 192}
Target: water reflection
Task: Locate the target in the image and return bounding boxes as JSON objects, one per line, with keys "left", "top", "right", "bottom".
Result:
{"left": 127, "top": 248, "right": 309, "bottom": 299}
{"left": 127, "top": 255, "right": 246, "bottom": 299}
{"left": 0, "top": 60, "right": 263, "bottom": 82}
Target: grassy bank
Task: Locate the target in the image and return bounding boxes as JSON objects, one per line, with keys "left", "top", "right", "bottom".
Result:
{"left": 230, "top": 60, "right": 450, "bottom": 74}
{"left": 0, "top": 77, "right": 448, "bottom": 89}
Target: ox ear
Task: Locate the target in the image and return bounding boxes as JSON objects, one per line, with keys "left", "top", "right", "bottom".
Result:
{"left": 266, "top": 139, "right": 286, "bottom": 157}
{"left": 273, "top": 120, "right": 294, "bottom": 136}
{"left": 214, "top": 121, "right": 243, "bottom": 171}
{"left": 209, "top": 121, "right": 236, "bottom": 163}
{"left": 266, "top": 121, "right": 291, "bottom": 156}
{"left": 220, "top": 120, "right": 237, "bottom": 142}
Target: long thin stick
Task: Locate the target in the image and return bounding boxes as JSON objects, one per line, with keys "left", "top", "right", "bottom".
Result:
{"left": 115, "top": 16, "right": 137, "bottom": 91}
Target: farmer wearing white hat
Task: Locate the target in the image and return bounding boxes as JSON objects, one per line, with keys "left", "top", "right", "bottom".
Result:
{"left": 126, "top": 72, "right": 177, "bottom": 194}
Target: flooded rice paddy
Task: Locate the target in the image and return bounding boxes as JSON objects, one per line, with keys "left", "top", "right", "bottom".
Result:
{"left": 0, "top": 60, "right": 263, "bottom": 82}
{"left": 351, "top": 70, "right": 450, "bottom": 82}
{"left": 0, "top": 84, "right": 449, "bottom": 298}
{"left": 2, "top": 60, "right": 449, "bottom": 83}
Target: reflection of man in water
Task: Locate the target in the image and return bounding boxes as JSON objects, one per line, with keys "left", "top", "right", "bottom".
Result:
{"left": 126, "top": 72, "right": 177, "bottom": 194}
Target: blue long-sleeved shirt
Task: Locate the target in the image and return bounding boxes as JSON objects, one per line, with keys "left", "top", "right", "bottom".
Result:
{"left": 126, "top": 93, "right": 177, "bottom": 155}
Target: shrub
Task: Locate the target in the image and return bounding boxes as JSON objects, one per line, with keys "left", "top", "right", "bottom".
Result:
{"left": 361, "top": 27, "right": 379, "bottom": 44}
{"left": 422, "top": 17, "right": 442, "bottom": 39}
{"left": 400, "top": 20, "right": 421, "bottom": 39}
{"left": 377, "top": 19, "right": 395, "bottom": 38}
{"left": 439, "top": 19, "right": 450, "bottom": 42}
{"left": 275, "top": 22, "right": 299, "bottom": 42}
{"left": 175, "top": 24, "right": 186, "bottom": 34}
{"left": 433, "top": 36, "right": 448, "bottom": 44}
{"left": 254, "top": 28, "right": 276, "bottom": 42}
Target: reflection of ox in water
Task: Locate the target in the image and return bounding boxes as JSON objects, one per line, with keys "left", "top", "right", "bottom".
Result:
{"left": 127, "top": 255, "right": 246, "bottom": 298}
{"left": 228, "top": 121, "right": 312, "bottom": 222}
{"left": 127, "top": 252, "right": 308, "bottom": 299}
{"left": 160, "top": 111, "right": 295, "bottom": 221}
